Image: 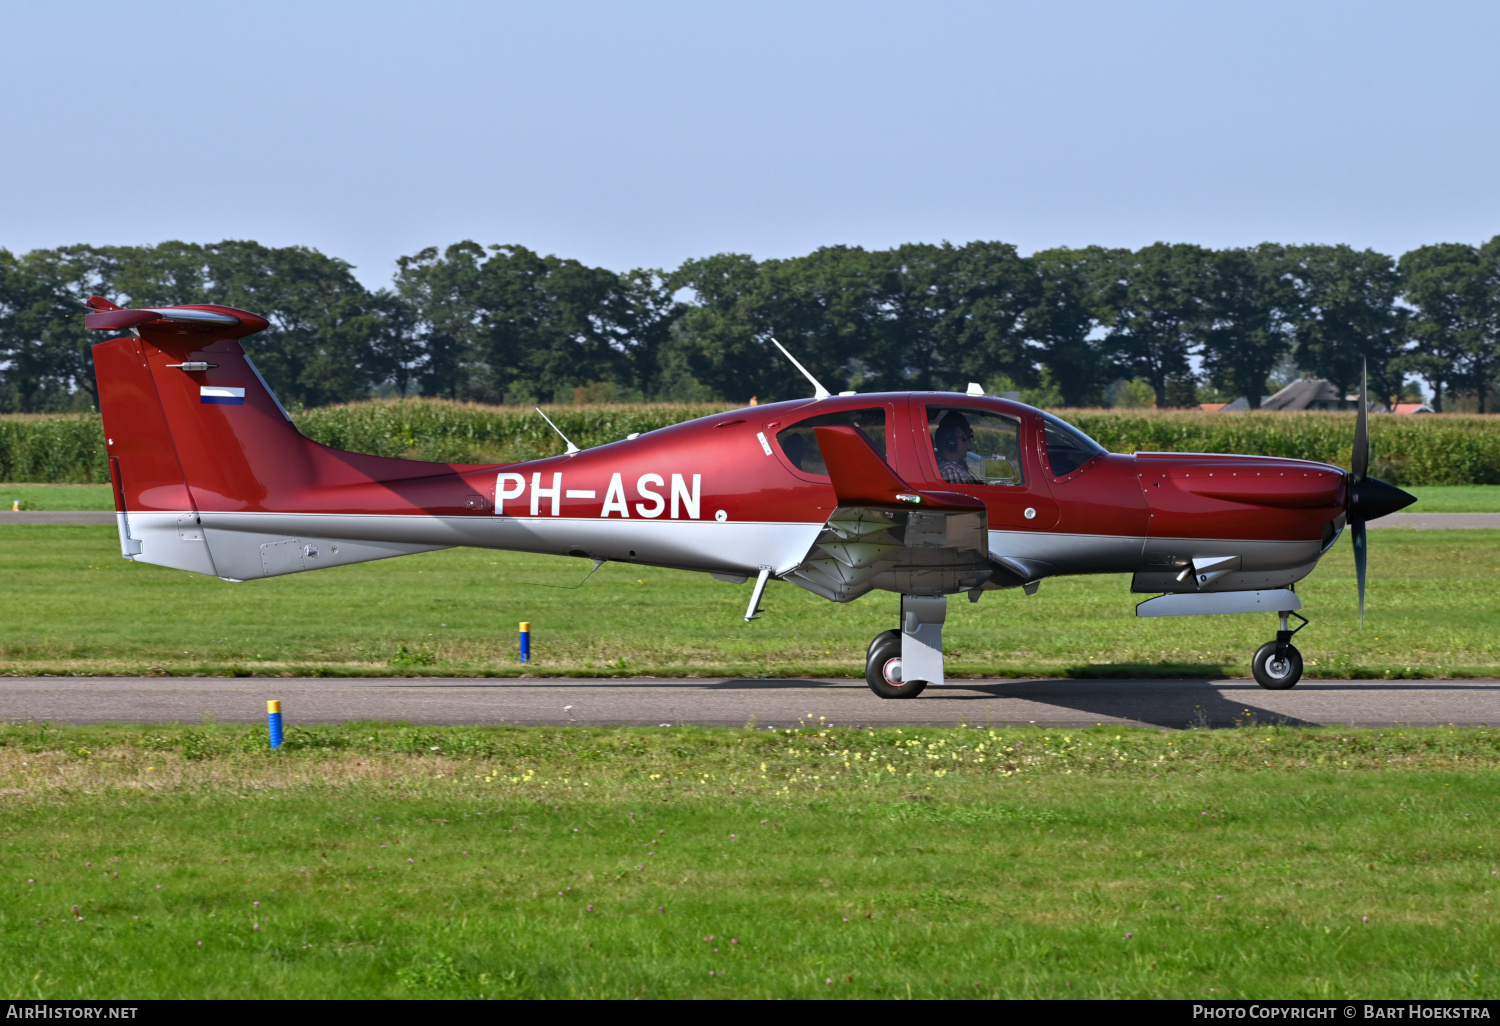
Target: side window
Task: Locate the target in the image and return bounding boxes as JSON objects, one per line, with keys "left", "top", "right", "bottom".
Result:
{"left": 1040, "top": 411, "right": 1106, "bottom": 476}
{"left": 925, "top": 406, "right": 1024, "bottom": 486}
{"left": 776, "top": 408, "right": 887, "bottom": 476}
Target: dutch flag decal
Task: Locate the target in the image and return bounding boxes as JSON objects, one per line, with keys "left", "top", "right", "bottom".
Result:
{"left": 200, "top": 386, "right": 246, "bottom": 406}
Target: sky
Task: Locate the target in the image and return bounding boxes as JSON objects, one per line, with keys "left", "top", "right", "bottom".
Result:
{"left": 1, "top": 0, "right": 1497, "bottom": 289}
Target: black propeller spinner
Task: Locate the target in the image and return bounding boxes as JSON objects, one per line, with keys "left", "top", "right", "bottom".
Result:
{"left": 1347, "top": 361, "right": 1417, "bottom": 622}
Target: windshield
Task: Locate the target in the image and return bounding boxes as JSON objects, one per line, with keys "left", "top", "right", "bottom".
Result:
{"left": 1041, "top": 412, "right": 1106, "bottom": 476}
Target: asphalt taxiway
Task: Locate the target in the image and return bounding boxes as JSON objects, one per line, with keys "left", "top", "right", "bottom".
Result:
{"left": 0, "top": 676, "right": 1494, "bottom": 729}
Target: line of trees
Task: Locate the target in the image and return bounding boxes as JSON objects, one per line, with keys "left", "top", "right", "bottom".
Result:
{"left": 2, "top": 237, "right": 1498, "bottom": 413}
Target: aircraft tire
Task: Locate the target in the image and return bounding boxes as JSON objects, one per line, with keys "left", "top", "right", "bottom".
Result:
{"left": 1251, "top": 641, "right": 1303, "bottom": 690}
{"left": 865, "top": 630, "right": 928, "bottom": 699}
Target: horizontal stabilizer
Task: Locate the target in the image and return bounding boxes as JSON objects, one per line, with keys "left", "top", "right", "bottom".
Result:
{"left": 84, "top": 308, "right": 169, "bottom": 331}
{"left": 84, "top": 298, "right": 267, "bottom": 340}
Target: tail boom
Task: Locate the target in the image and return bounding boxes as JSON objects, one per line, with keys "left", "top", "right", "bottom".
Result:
{"left": 90, "top": 298, "right": 820, "bottom": 584}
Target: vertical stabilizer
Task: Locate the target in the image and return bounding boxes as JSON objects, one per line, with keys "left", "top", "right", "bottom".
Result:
{"left": 89, "top": 299, "right": 480, "bottom": 581}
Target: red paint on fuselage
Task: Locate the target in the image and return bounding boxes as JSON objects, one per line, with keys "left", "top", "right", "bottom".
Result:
{"left": 95, "top": 312, "right": 1347, "bottom": 547}
{"left": 1137, "top": 453, "right": 1345, "bottom": 542}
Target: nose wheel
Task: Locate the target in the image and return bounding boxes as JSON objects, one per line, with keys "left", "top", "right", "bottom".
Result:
{"left": 865, "top": 629, "right": 928, "bottom": 699}
{"left": 1251, "top": 641, "right": 1302, "bottom": 689}
{"left": 1252, "top": 610, "right": 1308, "bottom": 690}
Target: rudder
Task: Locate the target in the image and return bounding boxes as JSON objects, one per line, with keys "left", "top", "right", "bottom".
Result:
{"left": 93, "top": 332, "right": 217, "bottom": 574}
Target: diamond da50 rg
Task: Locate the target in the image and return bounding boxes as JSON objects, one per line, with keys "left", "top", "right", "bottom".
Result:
{"left": 84, "top": 297, "right": 1415, "bottom": 696}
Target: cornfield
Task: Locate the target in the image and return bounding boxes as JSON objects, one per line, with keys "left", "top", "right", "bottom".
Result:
{"left": 3, "top": 399, "right": 1496, "bottom": 486}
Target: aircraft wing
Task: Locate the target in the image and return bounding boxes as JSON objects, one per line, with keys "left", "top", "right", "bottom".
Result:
{"left": 784, "top": 426, "right": 993, "bottom": 601}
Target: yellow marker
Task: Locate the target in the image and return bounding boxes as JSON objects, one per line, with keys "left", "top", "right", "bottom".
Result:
{"left": 267, "top": 700, "right": 281, "bottom": 713}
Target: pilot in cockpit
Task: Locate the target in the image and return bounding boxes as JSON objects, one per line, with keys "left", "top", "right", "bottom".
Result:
{"left": 934, "top": 411, "right": 980, "bottom": 485}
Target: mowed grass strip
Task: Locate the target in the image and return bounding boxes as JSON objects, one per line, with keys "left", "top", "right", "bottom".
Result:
{"left": 1, "top": 723, "right": 1496, "bottom": 999}
{"left": 0, "top": 484, "right": 116, "bottom": 511}
{"left": 1, "top": 525, "right": 1498, "bottom": 678}
{"left": 1405, "top": 485, "right": 1500, "bottom": 512}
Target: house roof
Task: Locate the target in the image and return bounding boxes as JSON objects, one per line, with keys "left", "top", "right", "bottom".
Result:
{"left": 1262, "top": 378, "right": 1345, "bottom": 411}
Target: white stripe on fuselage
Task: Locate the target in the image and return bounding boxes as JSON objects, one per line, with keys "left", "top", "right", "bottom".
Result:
{"left": 118, "top": 507, "right": 1325, "bottom": 589}
{"left": 124, "top": 510, "right": 823, "bottom": 581}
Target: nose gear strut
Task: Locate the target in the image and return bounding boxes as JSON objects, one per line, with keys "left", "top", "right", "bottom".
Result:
{"left": 1252, "top": 609, "right": 1309, "bottom": 689}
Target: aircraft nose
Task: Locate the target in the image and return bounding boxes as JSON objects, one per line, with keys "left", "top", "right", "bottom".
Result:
{"left": 1348, "top": 475, "right": 1417, "bottom": 522}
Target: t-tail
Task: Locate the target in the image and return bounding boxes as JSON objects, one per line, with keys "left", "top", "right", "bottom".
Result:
{"left": 88, "top": 297, "right": 502, "bottom": 581}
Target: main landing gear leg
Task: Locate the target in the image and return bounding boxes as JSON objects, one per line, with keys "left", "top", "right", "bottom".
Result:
{"left": 864, "top": 595, "right": 947, "bottom": 699}
{"left": 1252, "top": 610, "right": 1308, "bottom": 690}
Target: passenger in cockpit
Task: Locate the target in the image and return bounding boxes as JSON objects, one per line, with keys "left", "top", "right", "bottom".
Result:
{"left": 934, "top": 411, "right": 980, "bottom": 485}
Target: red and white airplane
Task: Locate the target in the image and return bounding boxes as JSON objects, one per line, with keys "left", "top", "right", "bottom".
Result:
{"left": 86, "top": 297, "right": 1416, "bottom": 697}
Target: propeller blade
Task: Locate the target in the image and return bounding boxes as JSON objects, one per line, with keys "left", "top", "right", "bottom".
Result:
{"left": 1343, "top": 368, "right": 1413, "bottom": 626}
{"left": 1351, "top": 359, "right": 1369, "bottom": 484}
{"left": 1352, "top": 518, "right": 1367, "bottom": 625}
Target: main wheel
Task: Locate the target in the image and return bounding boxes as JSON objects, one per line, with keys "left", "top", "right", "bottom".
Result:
{"left": 1251, "top": 640, "right": 1303, "bottom": 689}
{"left": 865, "top": 629, "right": 928, "bottom": 699}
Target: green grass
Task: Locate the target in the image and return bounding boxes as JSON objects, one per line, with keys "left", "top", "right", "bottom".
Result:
{"left": 0, "top": 483, "right": 114, "bottom": 511}
{"left": 1, "top": 723, "right": 1496, "bottom": 999}
{"left": 1, "top": 525, "right": 1498, "bottom": 678}
{"left": 1403, "top": 486, "right": 1500, "bottom": 512}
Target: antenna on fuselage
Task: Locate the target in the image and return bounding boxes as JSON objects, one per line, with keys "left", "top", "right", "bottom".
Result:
{"left": 535, "top": 407, "right": 581, "bottom": 455}
{"left": 770, "top": 337, "right": 831, "bottom": 400}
